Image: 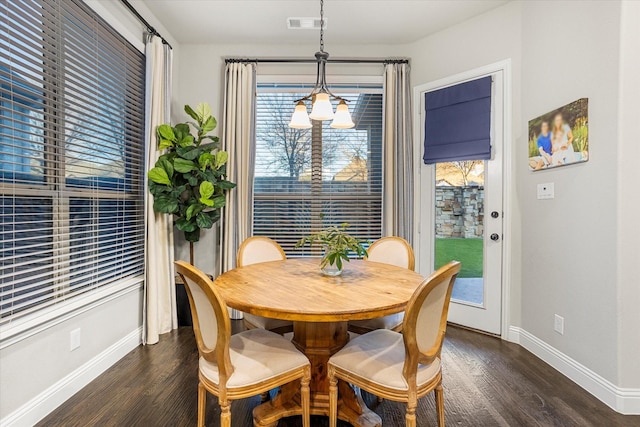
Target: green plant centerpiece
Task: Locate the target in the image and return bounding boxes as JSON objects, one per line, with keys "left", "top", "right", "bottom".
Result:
{"left": 147, "top": 103, "right": 236, "bottom": 263}
{"left": 295, "top": 223, "right": 369, "bottom": 276}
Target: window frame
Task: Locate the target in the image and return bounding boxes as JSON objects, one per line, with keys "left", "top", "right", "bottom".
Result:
{"left": 253, "top": 74, "right": 384, "bottom": 255}
{"left": 0, "top": 0, "right": 146, "bottom": 342}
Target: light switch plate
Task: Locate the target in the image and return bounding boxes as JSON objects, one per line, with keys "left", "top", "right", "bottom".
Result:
{"left": 537, "top": 182, "right": 554, "bottom": 200}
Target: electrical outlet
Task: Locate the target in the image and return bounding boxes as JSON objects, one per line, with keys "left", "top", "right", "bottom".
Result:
{"left": 554, "top": 314, "right": 564, "bottom": 335}
{"left": 70, "top": 328, "right": 81, "bottom": 351}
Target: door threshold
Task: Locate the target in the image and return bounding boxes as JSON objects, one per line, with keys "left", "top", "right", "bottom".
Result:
{"left": 447, "top": 321, "right": 501, "bottom": 338}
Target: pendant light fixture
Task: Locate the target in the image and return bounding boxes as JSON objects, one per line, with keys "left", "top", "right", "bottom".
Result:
{"left": 288, "top": 0, "right": 355, "bottom": 129}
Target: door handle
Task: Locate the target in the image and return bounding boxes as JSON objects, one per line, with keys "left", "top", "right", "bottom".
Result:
{"left": 491, "top": 211, "right": 500, "bottom": 218}
{"left": 490, "top": 233, "right": 500, "bottom": 241}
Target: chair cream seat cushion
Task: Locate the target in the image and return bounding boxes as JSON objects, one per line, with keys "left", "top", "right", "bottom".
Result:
{"left": 349, "top": 313, "right": 404, "bottom": 332}
{"left": 244, "top": 313, "right": 293, "bottom": 331}
{"left": 329, "top": 329, "right": 440, "bottom": 391}
{"left": 199, "top": 329, "right": 309, "bottom": 388}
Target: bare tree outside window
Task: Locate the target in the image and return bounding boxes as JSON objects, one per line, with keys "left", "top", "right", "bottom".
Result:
{"left": 256, "top": 93, "right": 343, "bottom": 179}
{"left": 253, "top": 88, "right": 383, "bottom": 254}
{"left": 256, "top": 94, "right": 311, "bottom": 178}
{"left": 436, "top": 160, "right": 484, "bottom": 186}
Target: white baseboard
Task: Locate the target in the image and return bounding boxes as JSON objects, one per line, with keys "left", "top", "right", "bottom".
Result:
{"left": 509, "top": 326, "right": 640, "bottom": 415}
{"left": 1, "top": 327, "right": 142, "bottom": 427}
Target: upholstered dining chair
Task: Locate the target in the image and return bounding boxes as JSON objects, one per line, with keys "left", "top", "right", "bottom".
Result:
{"left": 328, "top": 261, "right": 461, "bottom": 427}
{"left": 236, "top": 236, "right": 294, "bottom": 334}
{"left": 349, "top": 236, "right": 416, "bottom": 335}
{"left": 175, "top": 261, "right": 311, "bottom": 427}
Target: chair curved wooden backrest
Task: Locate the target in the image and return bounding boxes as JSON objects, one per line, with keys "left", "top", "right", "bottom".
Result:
{"left": 237, "top": 236, "right": 286, "bottom": 267}
{"left": 235, "top": 237, "right": 293, "bottom": 336}
{"left": 402, "top": 261, "right": 461, "bottom": 382}
{"left": 365, "top": 236, "right": 415, "bottom": 270}
{"left": 175, "top": 260, "right": 234, "bottom": 383}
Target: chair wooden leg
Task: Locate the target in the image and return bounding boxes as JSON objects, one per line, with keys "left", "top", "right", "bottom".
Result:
{"left": 260, "top": 391, "right": 270, "bottom": 402}
{"left": 406, "top": 400, "right": 417, "bottom": 427}
{"left": 197, "top": 382, "right": 206, "bottom": 427}
{"left": 220, "top": 399, "right": 231, "bottom": 427}
{"left": 328, "top": 367, "right": 338, "bottom": 427}
{"left": 435, "top": 383, "right": 445, "bottom": 427}
{"left": 301, "top": 368, "right": 311, "bottom": 427}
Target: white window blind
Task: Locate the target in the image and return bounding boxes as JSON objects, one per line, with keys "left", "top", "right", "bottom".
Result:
{"left": 254, "top": 84, "right": 383, "bottom": 255}
{"left": 0, "top": 0, "right": 146, "bottom": 325}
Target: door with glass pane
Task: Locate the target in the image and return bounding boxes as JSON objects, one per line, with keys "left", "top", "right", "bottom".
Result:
{"left": 433, "top": 157, "right": 503, "bottom": 335}
{"left": 416, "top": 68, "right": 505, "bottom": 335}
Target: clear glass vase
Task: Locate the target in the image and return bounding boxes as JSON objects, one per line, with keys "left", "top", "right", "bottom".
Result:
{"left": 321, "top": 263, "right": 343, "bottom": 276}
{"left": 321, "top": 248, "right": 343, "bottom": 276}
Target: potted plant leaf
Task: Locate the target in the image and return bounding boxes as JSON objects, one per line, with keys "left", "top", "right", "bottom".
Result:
{"left": 295, "top": 223, "right": 369, "bottom": 276}
{"left": 147, "top": 102, "right": 236, "bottom": 264}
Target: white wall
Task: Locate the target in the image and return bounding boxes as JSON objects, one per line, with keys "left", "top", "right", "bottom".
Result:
{"left": 0, "top": 1, "right": 180, "bottom": 424}
{"left": 616, "top": 0, "right": 640, "bottom": 390}
{"left": 0, "top": 288, "right": 143, "bottom": 424}
{"left": 520, "top": 0, "right": 621, "bottom": 383}
{"left": 177, "top": 42, "right": 402, "bottom": 120}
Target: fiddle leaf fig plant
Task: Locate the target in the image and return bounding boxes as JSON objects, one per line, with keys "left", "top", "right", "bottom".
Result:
{"left": 148, "top": 103, "right": 236, "bottom": 243}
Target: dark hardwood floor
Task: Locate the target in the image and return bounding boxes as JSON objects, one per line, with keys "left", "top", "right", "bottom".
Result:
{"left": 37, "top": 323, "right": 639, "bottom": 427}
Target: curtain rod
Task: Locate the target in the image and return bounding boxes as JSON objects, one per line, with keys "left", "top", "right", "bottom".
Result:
{"left": 225, "top": 58, "right": 409, "bottom": 65}
{"left": 120, "top": 0, "right": 173, "bottom": 49}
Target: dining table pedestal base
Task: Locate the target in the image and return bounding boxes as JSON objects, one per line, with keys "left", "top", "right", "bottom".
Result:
{"left": 252, "top": 320, "right": 382, "bottom": 427}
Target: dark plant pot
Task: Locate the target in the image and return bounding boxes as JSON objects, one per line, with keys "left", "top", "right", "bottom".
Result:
{"left": 175, "top": 282, "right": 193, "bottom": 327}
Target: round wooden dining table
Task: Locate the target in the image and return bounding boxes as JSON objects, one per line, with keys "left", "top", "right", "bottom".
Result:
{"left": 214, "top": 257, "right": 425, "bottom": 427}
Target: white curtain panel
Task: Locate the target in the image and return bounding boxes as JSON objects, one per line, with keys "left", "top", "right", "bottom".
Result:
{"left": 143, "top": 36, "right": 176, "bottom": 345}
{"left": 220, "top": 62, "right": 257, "bottom": 319}
{"left": 382, "top": 63, "right": 414, "bottom": 243}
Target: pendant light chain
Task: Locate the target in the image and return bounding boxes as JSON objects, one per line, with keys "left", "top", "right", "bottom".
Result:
{"left": 319, "top": 0, "right": 325, "bottom": 52}
{"left": 288, "top": 0, "right": 355, "bottom": 129}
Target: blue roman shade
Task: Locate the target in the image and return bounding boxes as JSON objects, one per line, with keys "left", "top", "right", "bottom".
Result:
{"left": 423, "top": 76, "right": 492, "bottom": 164}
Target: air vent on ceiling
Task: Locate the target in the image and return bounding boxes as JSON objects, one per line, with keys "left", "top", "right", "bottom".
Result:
{"left": 287, "top": 17, "right": 326, "bottom": 30}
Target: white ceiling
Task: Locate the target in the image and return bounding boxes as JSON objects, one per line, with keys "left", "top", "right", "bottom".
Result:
{"left": 141, "top": 0, "right": 510, "bottom": 45}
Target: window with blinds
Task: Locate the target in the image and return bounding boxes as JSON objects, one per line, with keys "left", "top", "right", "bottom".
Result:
{"left": 254, "top": 84, "right": 383, "bottom": 255}
{"left": 0, "top": 0, "right": 145, "bottom": 325}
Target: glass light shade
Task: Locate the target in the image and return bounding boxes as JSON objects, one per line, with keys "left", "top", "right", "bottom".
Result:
{"left": 309, "top": 93, "right": 334, "bottom": 120}
{"left": 330, "top": 100, "right": 355, "bottom": 129}
{"left": 289, "top": 101, "right": 312, "bottom": 129}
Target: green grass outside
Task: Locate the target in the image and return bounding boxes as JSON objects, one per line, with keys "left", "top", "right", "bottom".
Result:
{"left": 435, "top": 238, "right": 483, "bottom": 278}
